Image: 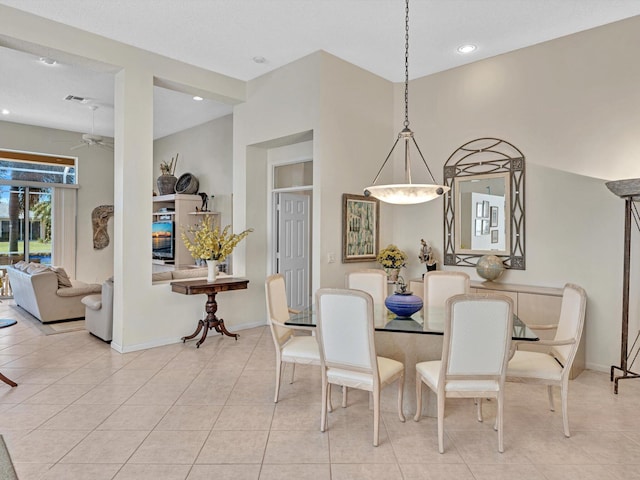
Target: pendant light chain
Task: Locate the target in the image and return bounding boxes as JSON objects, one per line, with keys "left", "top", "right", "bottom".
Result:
{"left": 403, "top": 0, "right": 410, "bottom": 129}
{"left": 364, "top": 0, "right": 450, "bottom": 204}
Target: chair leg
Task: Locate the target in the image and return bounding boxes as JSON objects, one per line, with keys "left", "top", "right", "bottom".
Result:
{"left": 342, "top": 386, "right": 348, "bottom": 408}
{"left": 327, "top": 383, "right": 333, "bottom": 413}
{"left": 373, "top": 388, "right": 380, "bottom": 447}
{"left": 321, "top": 375, "right": 328, "bottom": 432}
{"left": 397, "top": 373, "right": 406, "bottom": 422}
{"left": 497, "top": 392, "right": 504, "bottom": 453}
{"left": 414, "top": 375, "right": 423, "bottom": 422}
{"left": 547, "top": 385, "right": 555, "bottom": 412}
{"left": 476, "top": 398, "right": 483, "bottom": 422}
{"left": 274, "top": 359, "right": 283, "bottom": 403}
{"left": 289, "top": 363, "right": 296, "bottom": 384}
{"left": 437, "top": 392, "right": 445, "bottom": 454}
{"left": 0, "top": 372, "right": 17, "bottom": 387}
{"left": 561, "top": 381, "right": 570, "bottom": 437}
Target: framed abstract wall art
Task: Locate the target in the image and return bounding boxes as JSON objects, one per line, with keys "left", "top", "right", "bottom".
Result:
{"left": 342, "top": 193, "right": 379, "bottom": 263}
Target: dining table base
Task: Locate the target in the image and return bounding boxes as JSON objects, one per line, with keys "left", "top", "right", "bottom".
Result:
{"left": 374, "top": 330, "right": 442, "bottom": 418}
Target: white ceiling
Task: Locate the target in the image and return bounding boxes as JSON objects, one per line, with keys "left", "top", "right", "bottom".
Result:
{"left": 1, "top": 0, "right": 640, "bottom": 140}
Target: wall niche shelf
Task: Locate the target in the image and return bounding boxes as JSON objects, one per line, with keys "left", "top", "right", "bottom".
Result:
{"left": 152, "top": 194, "right": 220, "bottom": 267}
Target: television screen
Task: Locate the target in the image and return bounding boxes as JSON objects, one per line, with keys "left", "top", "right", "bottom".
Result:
{"left": 152, "top": 221, "right": 174, "bottom": 259}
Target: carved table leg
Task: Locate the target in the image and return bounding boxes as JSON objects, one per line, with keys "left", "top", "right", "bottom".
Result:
{"left": 182, "top": 319, "right": 205, "bottom": 345}
{"left": 206, "top": 292, "right": 239, "bottom": 340}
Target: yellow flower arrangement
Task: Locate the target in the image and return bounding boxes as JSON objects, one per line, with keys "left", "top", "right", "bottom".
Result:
{"left": 181, "top": 217, "right": 253, "bottom": 262}
{"left": 376, "top": 244, "right": 408, "bottom": 269}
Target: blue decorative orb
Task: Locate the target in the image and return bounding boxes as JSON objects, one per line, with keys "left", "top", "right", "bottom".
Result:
{"left": 385, "top": 293, "right": 423, "bottom": 318}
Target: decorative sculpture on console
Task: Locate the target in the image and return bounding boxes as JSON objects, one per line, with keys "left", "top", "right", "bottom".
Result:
{"left": 198, "top": 192, "right": 210, "bottom": 212}
{"left": 92, "top": 205, "right": 114, "bottom": 250}
{"left": 418, "top": 238, "right": 437, "bottom": 273}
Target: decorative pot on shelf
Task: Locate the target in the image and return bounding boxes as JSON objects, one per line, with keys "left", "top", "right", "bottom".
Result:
{"left": 385, "top": 291, "right": 423, "bottom": 319}
{"left": 157, "top": 174, "right": 177, "bottom": 196}
{"left": 206, "top": 260, "right": 218, "bottom": 282}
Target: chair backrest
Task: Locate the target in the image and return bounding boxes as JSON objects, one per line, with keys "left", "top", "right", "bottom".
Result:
{"left": 442, "top": 294, "right": 513, "bottom": 382}
{"left": 346, "top": 269, "right": 387, "bottom": 305}
{"left": 265, "top": 274, "right": 293, "bottom": 347}
{"left": 552, "top": 283, "right": 587, "bottom": 367}
{"left": 315, "top": 288, "right": 377, "bottom": 376}
{"left": 424, "top": 271, "right": 470, "bottom": 309}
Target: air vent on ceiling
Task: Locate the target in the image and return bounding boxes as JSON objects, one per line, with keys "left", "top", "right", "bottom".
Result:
{"left": 64, "top": 95, "right": 91, "bottom": 104}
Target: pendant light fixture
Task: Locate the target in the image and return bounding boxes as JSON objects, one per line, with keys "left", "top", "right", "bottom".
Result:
{"left": 364, "top": 0, "right": 450, "bottom": 205}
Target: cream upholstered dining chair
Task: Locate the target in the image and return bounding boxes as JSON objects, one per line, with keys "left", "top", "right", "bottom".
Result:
{"left": 414, "top": 293, "right": 514, "bottom": 453}
{"left": 423, "top": 271, "right": 470, "bottom": 308}
{"left": 315, "top": 288, "right": 406, "bottom": 447}
{"left": 506, "top": 283, "right": 587, "bottom": 437}
{"left": 343, "top": 269, "right": 389, "bottom": 407}
{"left": 345, "top": 269, "right": 388, "bottom": 305}
{"left": 265, "top": 274, "right": 320, "bottom": 403}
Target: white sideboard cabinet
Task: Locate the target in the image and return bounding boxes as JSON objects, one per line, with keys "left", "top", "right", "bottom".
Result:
{"left": 471, "top": 281, "right": 584, "bottom": 379}
{"left": 408, "top": 278, "right": 584, "bottom": 379}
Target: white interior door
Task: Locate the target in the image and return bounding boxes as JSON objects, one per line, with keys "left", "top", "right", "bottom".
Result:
{"left": 277, "top": 192, "right": 310, "bottom": 310}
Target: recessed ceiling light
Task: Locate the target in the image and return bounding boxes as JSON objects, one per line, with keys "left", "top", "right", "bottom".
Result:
{"left": 193, "top": 96, "right": 204, "bottom": 101}
{"left": 39, "top": 57, "right": 57, "bottom": 65}
{"left": 457, "top": 44, "right": 477, "bottom": 54}
{"left": 1, "top": 109, "right": 10, "bottom": 115}
{"left": 252, "top": 56, "right": 266, "bottom": 64}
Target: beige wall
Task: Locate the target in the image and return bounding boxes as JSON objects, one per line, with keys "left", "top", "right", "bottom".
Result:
{"left": 154, "top": 115, "right": 234, "bottom": 228}
{"left": 0, "top": 4, "right": 246, "bottom": 351}
{"left": 393, "top": 16, "right": 640, "bottom": 371}
{"left": 233, "top": 51, "right": 394, "bottom": 324}
{"left": 0, "top": 121, "right": 114, "bottom": 283}
{"left": 2, "top": 4, "right": 640, "bottom": 370}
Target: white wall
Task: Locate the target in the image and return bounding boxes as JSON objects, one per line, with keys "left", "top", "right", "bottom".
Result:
{"left": 0, "top": 121, "right": 114, "bottom": 283}
{"left": 233, "top": 51, "right": 394, "bottom": 326}
{"left": 3, "top": 5, "right": 639, "bottom": 368}
{"left": 154, "top": 115, "right": 234, "bottom": 228}
{"left": 392, "top": 16, "right": 640, "bottom": 371}
{"left": 0, "top": 4, "right": 247, "bottom": 352}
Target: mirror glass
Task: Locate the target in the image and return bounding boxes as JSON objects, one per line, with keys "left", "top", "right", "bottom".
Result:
{"left": 443, "top": 138, "right": 525, "bottom": 270}
{"left": 455, "top": 173, "right": 509, "bottom": 254}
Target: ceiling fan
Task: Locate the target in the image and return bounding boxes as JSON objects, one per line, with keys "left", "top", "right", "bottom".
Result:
{"left": 71, "top": 105, "right": 113, "bottom": 151}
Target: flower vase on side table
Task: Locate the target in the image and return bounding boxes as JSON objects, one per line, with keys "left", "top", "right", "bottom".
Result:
{"left": 386, "top": 268, "right": 400, "bottom": 283}
{"left": 206, "top": 260, "right": 218, "bottom": 282}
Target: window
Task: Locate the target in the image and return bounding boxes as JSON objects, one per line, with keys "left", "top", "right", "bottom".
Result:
{"left": 0, "top": 149, "right": 77, "bottom": 273}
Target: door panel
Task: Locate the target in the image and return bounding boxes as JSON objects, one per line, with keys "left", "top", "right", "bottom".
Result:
{"left": 278, "top": 193, "right": 310, "bottom": 310}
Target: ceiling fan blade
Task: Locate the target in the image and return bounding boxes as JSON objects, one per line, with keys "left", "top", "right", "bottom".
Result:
{"left": 70, "top": 143, "right": 88, "bottom": 151}
{"left": 96, "top": 142, "right": 114, "bottom": 151}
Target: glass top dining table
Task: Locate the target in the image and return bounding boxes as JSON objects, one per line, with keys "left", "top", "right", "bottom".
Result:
{"left": 286, "top": 305, "right": 539, "bottom": 341}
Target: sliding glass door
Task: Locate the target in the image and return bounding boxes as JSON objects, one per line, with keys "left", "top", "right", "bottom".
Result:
{"left": 0, "top": 185, "right": 53, "bottom": 266}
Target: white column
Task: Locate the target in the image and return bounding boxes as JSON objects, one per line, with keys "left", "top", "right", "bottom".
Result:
{"left": 111, "top": 67, "right": 154, "bottom": 351}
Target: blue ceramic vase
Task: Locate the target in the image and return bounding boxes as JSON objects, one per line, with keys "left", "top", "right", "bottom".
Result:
{"left": 385, "top": 292, "right": 423, "bottom": 318}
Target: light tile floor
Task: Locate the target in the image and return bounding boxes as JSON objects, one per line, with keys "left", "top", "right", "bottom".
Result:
{"left": 2, "top": 300, "right": 640, "bottom": 480}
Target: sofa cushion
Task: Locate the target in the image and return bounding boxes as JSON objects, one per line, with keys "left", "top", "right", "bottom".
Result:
{"left": 172, "top": 268, "right": 208, "bottom": 280}
{"left": 49, "top": 266, "right": 73, "bottom": 288}
{"left": 152, "top": 271, "right": 173, "bottom": 282}
{"left": 26, "top": 263, "right": 49, "bottom": 274}
{"left": 57, "top": 282, "right": 102, "bottom": 297}
{"left": 14, "top": 260, "right": 28, "bottom": 271}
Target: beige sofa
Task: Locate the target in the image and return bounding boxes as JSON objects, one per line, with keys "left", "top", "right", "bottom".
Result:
{"left": 7, "top": 262, "right": 101, "bottom": 323}
{"left": 151, "top": 267, "right": 212, "bottom": 284}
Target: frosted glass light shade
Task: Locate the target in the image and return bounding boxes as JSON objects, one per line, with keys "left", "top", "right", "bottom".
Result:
{"left": 365, "top": 184, "right": 450, "bottom": 205}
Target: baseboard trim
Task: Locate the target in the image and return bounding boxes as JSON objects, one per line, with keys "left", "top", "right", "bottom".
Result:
{"left": 110, "top": 319, "right": 268, "bottom": 353}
